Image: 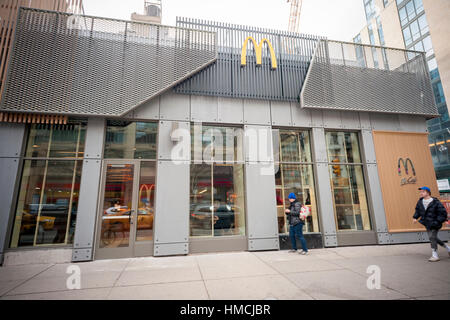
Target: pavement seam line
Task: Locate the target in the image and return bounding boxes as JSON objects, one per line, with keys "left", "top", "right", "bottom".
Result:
{"left": 194, "top": 256, "right": 212, "bottom": 300}
{"left": 250, "top": 251, "right": 316, "bottom": 300}
{"left": 106, "top": 258, "right": 132, "bottom": 299}
{"left": 2, "top": 263, "right": 56, "bottom": 297}
{"left": 314, "top": 254, "right": 414, "bottom": 299}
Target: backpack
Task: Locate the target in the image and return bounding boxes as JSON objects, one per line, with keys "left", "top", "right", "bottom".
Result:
{"left": 300, "top": 205, "right": 311, "bottom": 220}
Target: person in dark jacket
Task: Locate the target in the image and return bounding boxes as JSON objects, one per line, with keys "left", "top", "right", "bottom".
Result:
{"left": 285, "top": 193, "right": 308, "bottom": 254}
{"left": 413, "top": 186, "right": 449, "bottom": 262}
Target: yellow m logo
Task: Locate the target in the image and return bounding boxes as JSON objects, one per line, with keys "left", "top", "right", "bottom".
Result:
{"left": 241, "top": 36, "right": 277, "bottom": 70}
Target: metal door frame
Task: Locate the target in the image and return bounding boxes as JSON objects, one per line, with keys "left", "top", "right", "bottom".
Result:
{"left": 94, "top": 159, "right": 141, "bottom": 260}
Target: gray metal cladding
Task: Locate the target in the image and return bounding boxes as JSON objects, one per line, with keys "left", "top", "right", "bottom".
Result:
{"left": 300, "top": 40, "right": 438, "bottom": 118}
{"left": 174, "top": 17, "right": 322, "bottom": 102}
{"left": 0, "top": 8, "right": 217, "bottom": 116}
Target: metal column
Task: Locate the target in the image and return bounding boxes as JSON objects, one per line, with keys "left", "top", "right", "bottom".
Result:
{"left": 153, "top": 120, "right": 191, "bottom": 256}
{"left": 311, "top": 127, "right": 337, "bottom": 247}
{"left": 72, "top": 117, "right": 105, "bottom": 262}
{"left": 0, "top": 123, "right": 25, "bottom": 264}
{"left": 360, "top": 129, "right": 389, "bottom": 244}
{"left": 244, "top": 125, "right": 279, "bottom": 251}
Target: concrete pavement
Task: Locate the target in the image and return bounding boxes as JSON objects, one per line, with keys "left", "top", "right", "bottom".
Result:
{"left": 0, "top": 243, "right": 449, "bottom": 300}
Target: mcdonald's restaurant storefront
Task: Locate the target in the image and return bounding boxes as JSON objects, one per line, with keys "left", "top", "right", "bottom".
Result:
{"left": 0, "top": 9, "right": 449, "bottom": 263}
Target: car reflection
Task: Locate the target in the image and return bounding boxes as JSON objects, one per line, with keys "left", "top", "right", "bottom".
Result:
{"left": 18, "top": 203, "right": 74, "bottom": 245}
{"left": 190, "top": 203, "right": 241, "bottom": 235}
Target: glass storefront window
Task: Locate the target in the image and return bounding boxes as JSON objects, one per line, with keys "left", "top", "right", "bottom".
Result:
{"left": 10, "top": 159, "right": 82, "bottom": 247}
{"left": 25, "top": 123, "right": 86, "bottom": 158}
{"left": 137, "top": 162, "right": 156, "bottom": 241}
{"left": 279, "top": 130, "right": 312, "bottom": 163}
{"left": 274, "top": 130, "right": 318, "bottom": 234}
{"left": 326, "top": 131, "right": 362, "bottom": 163}
{"left": 11, "top": 122, "right": 86, "bottom": 248}
{"left": 190, "top": 164, "right": 245, "bottom": 237}
{"left": 191, "top": 124, "right": 243, "bottom": 163}
{"left": 190, "top": 125, "right": 246, "bottom": 238}
{"left": 326, "top": 131, "right": 372, "bottom": 232}
{"left": 104, "top": 121, "right": 157, "bottom": 159}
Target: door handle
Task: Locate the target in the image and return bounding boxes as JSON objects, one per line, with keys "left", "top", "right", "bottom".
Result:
{"left": 129, "top": 211, "right": 135, "bottom": 224}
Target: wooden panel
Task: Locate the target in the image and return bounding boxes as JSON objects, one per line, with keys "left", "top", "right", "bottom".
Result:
{"left": 373, "top": 131, "right": 449, "bottom": 232}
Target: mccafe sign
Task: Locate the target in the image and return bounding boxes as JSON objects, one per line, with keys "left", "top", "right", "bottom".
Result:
{"left": 398, "top": 157, "right": 417, "bottom": 186}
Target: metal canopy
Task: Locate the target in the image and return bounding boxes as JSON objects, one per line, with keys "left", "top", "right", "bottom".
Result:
{"left": 300, "top": 40, "right": 439, "bottom": 118}
{"left": 0, "top": 8, "right": 217, "bottom": 116}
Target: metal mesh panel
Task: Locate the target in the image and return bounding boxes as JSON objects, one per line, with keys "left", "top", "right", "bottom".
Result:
{"left": 300, "top": 40, "right": 438, "bottom": 118}
{"left": 174, "top": 17, "right": 322, "bottom": 101}
{"left": 0, "top": 8, "right": 217, "bottom": 116}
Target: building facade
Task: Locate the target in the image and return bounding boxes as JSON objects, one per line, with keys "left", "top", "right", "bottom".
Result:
{"left": 355, "top": 0, "right": 450, "bottom": 194}
{"left": 0, "top": 8, "right": 448, "bottom": 264}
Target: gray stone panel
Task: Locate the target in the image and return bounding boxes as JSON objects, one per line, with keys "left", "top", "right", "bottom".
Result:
{"left": 160, "top": 93, "right": 191, "bottom": 121}
{"left": 270, "top": 101, "right": 292, "bottom": 126}
{"left": 217, "top": 97, "right": 244, "bottom": 124}
{"left": 154, "top": 161, "right": 190, "bottom": 253}
{"left": 245, "top": 163, "right": 278, "bottom": 242}
{"left": 190, "top": 95, "right": 218, "bottom": 123}
{"left": 244, "top": 100, "right": 271, "bottom": 126}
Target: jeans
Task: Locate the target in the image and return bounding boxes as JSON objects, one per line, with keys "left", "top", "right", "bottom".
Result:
{"left": 289, "top": 223, "right": 308, "bottom": 252}
{"left": 427, "top": 228, "right": 445, "bottom": 251}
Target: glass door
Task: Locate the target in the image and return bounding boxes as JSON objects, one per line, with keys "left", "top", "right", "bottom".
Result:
{"left": 95, "top": 160, "right": 139, "bottom": 259}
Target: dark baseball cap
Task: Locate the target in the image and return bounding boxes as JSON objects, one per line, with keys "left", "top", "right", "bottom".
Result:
{"left": 418, "top": 186, "right": 431, "bottom": 193}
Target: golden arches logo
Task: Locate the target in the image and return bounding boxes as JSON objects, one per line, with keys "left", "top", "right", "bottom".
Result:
{"left": 241, "top": 36, "right": 277, "bottom": 70}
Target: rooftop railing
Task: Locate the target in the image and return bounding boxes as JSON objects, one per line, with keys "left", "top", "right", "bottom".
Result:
{"left": 301, "top": 39, "right": 438, "bottom": 118}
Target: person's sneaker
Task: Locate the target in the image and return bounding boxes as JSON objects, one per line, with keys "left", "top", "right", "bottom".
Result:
{"left": 429, "top": 250, "right": 440, "bottom": 262}
{"left": 299, "top": 250, "right": 308, "bottom": 255}
{"left": 288, "top": 249, "right": 297, "bottom": 253}
{"left": 428, "top": 255, "right": 440, "bottom": 262}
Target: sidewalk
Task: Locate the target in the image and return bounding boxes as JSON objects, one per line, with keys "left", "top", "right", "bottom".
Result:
{"left": 0, "top": 243, "right": 448, "bottom": 300}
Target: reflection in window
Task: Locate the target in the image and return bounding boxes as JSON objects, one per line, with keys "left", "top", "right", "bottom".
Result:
{"left": 104, "top": 121, "right": 157, "bottom": 159}
{"left": 190, "top": 164, "right": 245, "bottom": 237}
{"left": 405, "top": 1, "right": 416, "bottom": 20}
{"left": 399, "top": 7, "right": 408, "bottom": 26}
{"left": 190, "top": 125, "right": 245, "bottom": 238}
{"left": 100, "top": 164, "right": 134, "bottom": 248}
{"left": 326, "top": 132, "right": 371, "bottom": 232}
{"left": 414, "top": 0, "right": 423, "bottom": 13}
{"left": 417, "top": 14, "right": 428, "bottom": 35}
{"left": 422, "top": 36, "right": 433, "bottom": 57}
{"left": 11, "top": 122, "right": 86, "bottom": 248}
{"left": 137, "top": 162, "right": 156, "bottom": 241}
{"left": 409, "top": 20, "right": 420, "bottom": 41}
{"left": 274, "top": 130, "right": 318, "bottom": 234}
{"left": 25, "top": 123, "right": 86, "bottom": 158}
{"left": 191, "top": 125, "right": 243, "bottom": 163}
{"left": 403, "top": 27, "right": 412, "bottom": 46}
{"left": 10, "top": 160, "right": 82, "bottom": 247}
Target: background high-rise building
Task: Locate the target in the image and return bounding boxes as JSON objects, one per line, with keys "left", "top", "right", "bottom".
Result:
{"left": 355, "top": 0, "right": 450, "bottom": 194}
{"left": 131, "top": 0, "right": 162, "bottom": 25}
{"left": 0, "top": 0, "right": 84, "bottom": 101}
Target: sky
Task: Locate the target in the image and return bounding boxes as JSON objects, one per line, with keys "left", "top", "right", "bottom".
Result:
{"left": 83, "top": 0, "right": 367, "bottom": 41}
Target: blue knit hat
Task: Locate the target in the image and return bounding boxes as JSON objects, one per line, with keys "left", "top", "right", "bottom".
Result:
{"left": 288, "top": 192, "right": 297, "bottom": 200}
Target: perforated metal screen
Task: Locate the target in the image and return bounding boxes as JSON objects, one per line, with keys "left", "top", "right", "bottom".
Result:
{"left": 0, "top": 8, "right": 217, "bottom": 116}
{"left": 300, "top": 40, "right": 438, "bottom": 118}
